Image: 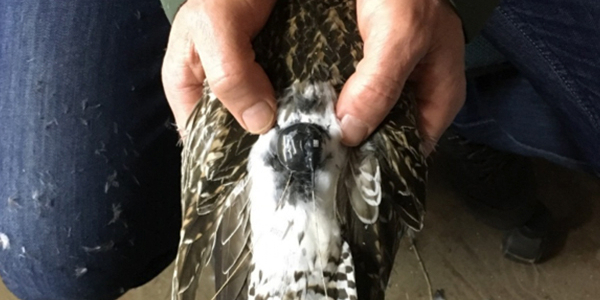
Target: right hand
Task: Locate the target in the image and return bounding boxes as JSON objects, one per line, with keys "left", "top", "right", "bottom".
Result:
{"left": 161, "top": 0, "right": 278, "bottom": 134}
{"left": 335, "top": 0, "right": 466, "bottom": 154}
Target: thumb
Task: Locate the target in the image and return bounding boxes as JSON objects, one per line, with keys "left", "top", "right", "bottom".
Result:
{"left": 193, "top": 2, "right": 277, "bottom": 134}
{"left": 336, "top": 0, "right": 428, "bottom": 146}
{"left": 336, "top": 37, "right": 425, "bottom": 146}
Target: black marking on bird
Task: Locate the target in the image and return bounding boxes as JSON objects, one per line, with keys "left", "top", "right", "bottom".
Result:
{"left": 172, "top": 0, "right": 427, "bottom": 299}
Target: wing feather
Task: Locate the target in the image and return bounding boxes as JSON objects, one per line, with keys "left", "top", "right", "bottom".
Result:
{"left": 213, "top": 178, "right": 252, "bottom": 300}
{"left": 338, "top": 89, "right": 427, "bottom": 300}
{"left": 374, "top": 91, "right": 427, "bottom": 231}
{"left": 217, "top": 179, "right": 252, "bottom": 276}
{"left": 173, "top": 86, "right": 257, "bottom": 300}
{"left": 174, "top": 1, "right": 427, "bottom": 300}
{"left": 346, "top": 151, "right": 381, "bottom": 224}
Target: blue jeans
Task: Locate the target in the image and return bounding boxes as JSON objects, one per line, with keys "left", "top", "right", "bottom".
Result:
{"left": 458, "top": 0, "right": 600, "bottom": 176}
{"left": 0, "top": 1, "right": 181, "bottom": 300}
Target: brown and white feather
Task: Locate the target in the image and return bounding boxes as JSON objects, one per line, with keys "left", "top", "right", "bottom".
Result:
{"left": 173, "top": 0, "right": 427, "bottom": 299}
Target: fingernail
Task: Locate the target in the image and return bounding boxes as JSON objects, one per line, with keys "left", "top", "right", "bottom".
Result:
{"left": 242, "top": 101, "right": 275, "bottom": 134}
{"left": 340, "top": 114, "right": 369, "bottom": 146}
{"left": 420, "top": 138, "right": 437, "bottom": 157}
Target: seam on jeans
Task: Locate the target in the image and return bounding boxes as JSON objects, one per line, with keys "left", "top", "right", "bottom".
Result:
{"left": 498, "top": 6, "right": 600, "bottom": 131}
{"left": 453, "top": 119, "right": 495, "bottom": 128}
{"left": 454, "top": 121, "right": 591, "bottom": 170}
{"left": 500, "top": 126, "right": 593, "bottom": 170}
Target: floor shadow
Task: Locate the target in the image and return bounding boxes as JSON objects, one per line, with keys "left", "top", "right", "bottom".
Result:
{"left": 429, "top": 149, "right": 600, "bottom": 264}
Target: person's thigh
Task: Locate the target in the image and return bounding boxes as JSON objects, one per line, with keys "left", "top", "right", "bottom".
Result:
{"left": 0, "top": 1, "right": 181, "bottom": 300}
{"left": 456, "top": 0, "right": 600, "bottom": 175}
{"left": 454, "top": 64, "right": 596, "bottom": 174}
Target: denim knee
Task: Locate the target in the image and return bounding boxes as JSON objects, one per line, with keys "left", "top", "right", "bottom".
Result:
{"left": 1, "top": 241, "right": 176, "bottom": 300}
{"left": 0, "top": 0, "right": 181, "bottom": 298}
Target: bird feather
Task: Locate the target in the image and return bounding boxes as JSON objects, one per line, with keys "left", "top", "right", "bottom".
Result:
{"left": 173, "top": 0, "right": 427, "bottom": 299}
{"left": 173, "top": 87, "right": 257, "bottom": 300}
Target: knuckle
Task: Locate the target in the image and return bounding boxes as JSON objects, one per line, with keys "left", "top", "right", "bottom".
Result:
{"left": 365, "top": 71, "right": 403, "bottom": 100}
{"left": 207, "top": 63, "right": 248, "bottom": 99}
{"left": 360, "top": 79, "right": 399, "bottom": 109}
{"left": 346, "top": 74, "right": 401, "bottom": 126}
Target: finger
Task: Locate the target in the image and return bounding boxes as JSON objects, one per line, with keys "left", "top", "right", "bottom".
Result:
{"left": 194, "top": 1, "right": 277, "bottom": 134}
{"left": 336, "top": 0, "right": 429, "bottom": 146}
{"left": 162, "top": 15, "right": 207, "bottom": 132}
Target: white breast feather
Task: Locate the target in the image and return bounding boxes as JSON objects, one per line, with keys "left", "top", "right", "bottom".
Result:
{"left": 246, "top": 82, "right": 356, "bottom": 300}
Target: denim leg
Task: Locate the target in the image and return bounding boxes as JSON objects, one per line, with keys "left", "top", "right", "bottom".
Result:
{"left": 0, "top": 1, "right": 181, "bottom": 300}
{"left": 455, "top": 0, "right": 600, "bottom": 175}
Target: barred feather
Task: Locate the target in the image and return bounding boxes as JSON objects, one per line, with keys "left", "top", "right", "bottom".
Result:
{"left": 173, "top": 88, "right": 256, "bottom": 300}
{"left": 173, "top": 0, "right": 427, "bottom": 299}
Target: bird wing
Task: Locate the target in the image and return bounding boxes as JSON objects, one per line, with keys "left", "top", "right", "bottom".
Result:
{"left": 338, "top": 89, "right": 427, "bottom": 300}
{"left": 173, "top": 86, "right": 257, "bottom": 300}
{"left": 373, "top": 89, "right": 427, "bottom": 232}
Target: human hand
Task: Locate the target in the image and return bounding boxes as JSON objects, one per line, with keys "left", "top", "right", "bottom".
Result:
{"left": 162, "top": 0, "right": 278, "bottom": 134}
{"left": 336, "top": 0, "right": 466, "bottom": 155}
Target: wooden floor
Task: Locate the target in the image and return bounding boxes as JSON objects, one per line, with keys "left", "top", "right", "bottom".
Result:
{"left": 2, "top": 158, "right": 599, "bottom": 300}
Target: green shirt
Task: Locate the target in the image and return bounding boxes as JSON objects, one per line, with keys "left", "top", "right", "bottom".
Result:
{"left": 448, "top": 0, "right": 500, "bottom": 42}
{"left": 160, "top": 0, "right": 181, "bottom": 24}
{"left": 160, "top": 0, "right": 500, "bottom": 43}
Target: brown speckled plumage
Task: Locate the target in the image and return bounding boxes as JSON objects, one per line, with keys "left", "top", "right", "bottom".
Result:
{"left": 172, "top": 0, "right": 427, "bottom": 299}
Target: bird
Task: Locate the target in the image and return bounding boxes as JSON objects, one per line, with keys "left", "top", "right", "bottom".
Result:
{"left": 171, "top": 0, "right": 427, "bottom": 299}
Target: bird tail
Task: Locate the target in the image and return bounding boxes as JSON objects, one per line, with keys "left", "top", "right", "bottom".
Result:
{"left": 333, "top": 241, "right": 358, "bottom": 300}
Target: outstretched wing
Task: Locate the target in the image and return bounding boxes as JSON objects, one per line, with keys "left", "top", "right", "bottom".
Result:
{"left": 338, "top": 89, "right": 427, "bottom": 300}
{"left": 173, "top": 85, "right": 258, "bottom": 300}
